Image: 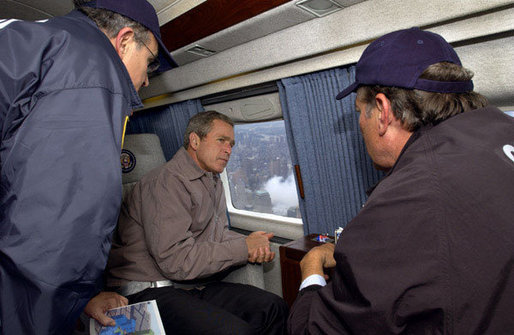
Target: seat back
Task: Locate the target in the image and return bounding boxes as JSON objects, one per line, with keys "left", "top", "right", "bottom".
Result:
{"left": 121, "top": 133, "right": 166, "bottom": 202}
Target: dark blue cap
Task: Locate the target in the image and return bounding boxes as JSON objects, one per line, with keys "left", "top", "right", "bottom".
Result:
{"left": 336, "top": 27, "right": 473, "bottom": 100}
{"left": 84, "top": 0, "right": 178, "bottom": 72}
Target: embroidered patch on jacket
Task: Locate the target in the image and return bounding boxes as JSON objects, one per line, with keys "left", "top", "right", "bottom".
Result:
{"left": 121, "top": 149, "right": 136, "bottom": 173}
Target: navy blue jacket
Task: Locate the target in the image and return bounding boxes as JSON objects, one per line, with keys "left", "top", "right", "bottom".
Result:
{"left": 289, "top": 107, "right": 514, "bottom": 334}
{"left": 0, "top": 11, "right": 143, "bottom": 334}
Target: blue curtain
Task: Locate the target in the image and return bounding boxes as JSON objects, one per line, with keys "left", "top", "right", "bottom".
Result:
{"left": 279, "top": 66, "right": 384, "bottom": 235}
{"left": 126, "top": 99, "right": 204, "bottom": 160}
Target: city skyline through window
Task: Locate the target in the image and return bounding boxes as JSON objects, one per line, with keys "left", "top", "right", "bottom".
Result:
{"left": 225, "top": 120, "right": 302, "bottom": 218}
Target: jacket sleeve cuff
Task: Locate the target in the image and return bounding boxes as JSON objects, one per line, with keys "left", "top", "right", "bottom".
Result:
{"left": 230, "top": 236, "right": 248, "bottom": 264}
{"left": 298, "top": 284, "right": 323, "bottom": 296}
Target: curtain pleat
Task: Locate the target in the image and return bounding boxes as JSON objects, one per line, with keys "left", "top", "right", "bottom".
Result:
{"left": 126, "top": 100, "right": 204, "bottom": 160}
{"left": 279, "top": 66, "right": 383, "bottom": 235}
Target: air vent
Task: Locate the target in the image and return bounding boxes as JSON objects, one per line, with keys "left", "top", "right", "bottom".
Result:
{"left": 185, "top": 44, "right": 216, "bottom": 57}
{"left": 295, "top": 0, "right": 342, "bottom": 17}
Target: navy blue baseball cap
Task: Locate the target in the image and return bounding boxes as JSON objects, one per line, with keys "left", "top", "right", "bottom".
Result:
{"left": 83, "top": 0, "right": 178, "bottom": 72}
{"left": 336, "top": 27, "right": 473, "bottom": 100}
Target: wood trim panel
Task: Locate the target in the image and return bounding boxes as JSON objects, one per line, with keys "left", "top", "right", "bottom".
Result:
{"left": 161, "top": 0, "right": 292, "bottom": 51}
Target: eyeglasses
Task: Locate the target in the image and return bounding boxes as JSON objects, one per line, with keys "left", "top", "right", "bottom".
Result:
{"left": 140, "top": 39, "right": 160, "bottom": 74}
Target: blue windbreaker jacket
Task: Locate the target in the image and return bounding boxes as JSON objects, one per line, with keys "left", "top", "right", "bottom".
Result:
{"left": 0, "top": 10, "right": 143, "bottom": 334}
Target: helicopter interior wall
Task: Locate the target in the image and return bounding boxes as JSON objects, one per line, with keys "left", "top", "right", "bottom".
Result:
{"left": 140, "top": 0, "right": 514, "bottom": 111}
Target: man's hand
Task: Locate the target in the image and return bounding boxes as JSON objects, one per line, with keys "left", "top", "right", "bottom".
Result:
{"left": 84, "top": 292, "right": 128, "bottom": 326}
{"left": 300, "top": 243, "right": 336, "bottom": 281}
{"left": 245, "top": 231, "right": 275, "bottom": 263}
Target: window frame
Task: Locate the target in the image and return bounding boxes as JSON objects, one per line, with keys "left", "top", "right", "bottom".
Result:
{"left": 221, "top": 167, "right": 304, "bottom": 240}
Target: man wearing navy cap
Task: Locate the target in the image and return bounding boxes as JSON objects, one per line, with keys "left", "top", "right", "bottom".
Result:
{"left": 0, "top": 0, "right": 176, "bottom": 333}
{"left": 288, "top": 28, "right": 514, "bottom": 334}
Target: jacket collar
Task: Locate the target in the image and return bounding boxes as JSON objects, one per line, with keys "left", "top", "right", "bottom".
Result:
{"left": 67, "top": 10, "right": 143, "bottom": 110}
{"left": 365, "top": 125, "right": 429, "bottom": 196}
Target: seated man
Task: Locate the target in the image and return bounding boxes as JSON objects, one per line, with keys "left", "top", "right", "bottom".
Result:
{"left": 107, "top": 111, "right": 288, "bottom": 335}
{"left": 288, "top": 28, "right": 514, "bottom": 334}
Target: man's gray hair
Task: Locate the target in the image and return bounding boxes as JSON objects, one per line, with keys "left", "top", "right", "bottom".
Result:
{"left": 183, "top": 111, "right": 234, "bottom": 149}
{"left": 73, "top": 0, "right": 150, "bottom": 45}
{"left": 357, "top": 62, "right": 488, "bottom": 131}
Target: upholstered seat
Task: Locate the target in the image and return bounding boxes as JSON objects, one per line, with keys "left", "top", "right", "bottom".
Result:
{"left": 121, "top": 133, "right": 166, "bottom": 202}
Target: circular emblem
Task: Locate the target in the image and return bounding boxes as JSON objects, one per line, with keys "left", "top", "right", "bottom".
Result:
{"left": 503, "top": 144, "right": 514, "bottom": 163}
{"left": 121, "top": 149, "right": 136, "bottom": 173}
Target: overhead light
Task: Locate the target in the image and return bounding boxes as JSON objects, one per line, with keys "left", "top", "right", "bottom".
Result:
{"left": 295, "top": 0, "right": 342, "bottom": 17}
{"left": 185, "top": 44, "right": 216, "bottom": 57}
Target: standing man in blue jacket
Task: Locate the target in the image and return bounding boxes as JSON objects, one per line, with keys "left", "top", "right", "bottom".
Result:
{"left": 0, "top": 0, "right": 177, "bottom": 333}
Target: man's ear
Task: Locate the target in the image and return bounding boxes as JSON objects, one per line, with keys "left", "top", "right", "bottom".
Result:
{"left": 189, "top": 133, "right": 200, "bottom": 150}
{"left": 375, "top": 93, "right": 393, "bottom": 136}
{"left": 114, "top": 27, "right": 135, "bottom": 59}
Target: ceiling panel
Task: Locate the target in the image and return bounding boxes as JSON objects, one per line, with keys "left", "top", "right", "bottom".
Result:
{"left": 0, "top": 0, "right": 363, "bottom": 66}
{"left": 169, "top": 1, "right": 315, "bottom": 65}
{"left": 0, "top": 0, "right": 72, "bottom": 20}
{"left": 152, "top": 0, "right": 206, "bottom": 25}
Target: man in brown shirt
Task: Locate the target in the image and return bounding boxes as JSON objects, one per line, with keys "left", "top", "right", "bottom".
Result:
{"left": 107, "top": 111, "right": 288, "bottom": 334}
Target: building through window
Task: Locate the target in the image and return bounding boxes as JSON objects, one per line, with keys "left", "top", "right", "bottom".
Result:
{"left": 225, "top": 120, "right": 302, "bottom": 219}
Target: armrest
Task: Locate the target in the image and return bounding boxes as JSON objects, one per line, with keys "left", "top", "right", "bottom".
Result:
{"left": 222, "top": 263, "right": 265, "bottom": 289}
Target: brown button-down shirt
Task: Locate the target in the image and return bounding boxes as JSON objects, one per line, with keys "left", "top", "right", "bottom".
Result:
{"left": 107, "top": 147, "right": 247, "bottom": 286}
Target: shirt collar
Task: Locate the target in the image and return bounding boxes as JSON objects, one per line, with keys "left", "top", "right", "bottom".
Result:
{"left": 175, "top": 147, "right": 219, "bottom": 182}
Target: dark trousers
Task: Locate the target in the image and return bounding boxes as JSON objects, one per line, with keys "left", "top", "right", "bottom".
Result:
{"left": 127, "top": 281, "right": 288, "bottom": 335}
